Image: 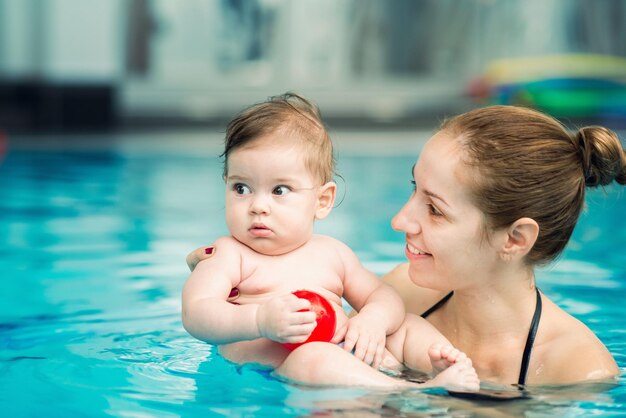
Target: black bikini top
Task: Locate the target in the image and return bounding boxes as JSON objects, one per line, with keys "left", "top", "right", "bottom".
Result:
{"left": 421, "top": 287, "right": 542, "bottom": 386}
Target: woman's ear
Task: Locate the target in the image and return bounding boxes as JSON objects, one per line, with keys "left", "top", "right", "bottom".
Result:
{"left": 500, "top": 217, "right": 539, "bottom": 261}
{"left": 315, "top": 182, "right": 337, "bottom": 220}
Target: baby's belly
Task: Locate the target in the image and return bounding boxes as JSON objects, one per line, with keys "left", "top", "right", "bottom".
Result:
{"left": 229, "top": 289, "right": 350, "bottom": 341}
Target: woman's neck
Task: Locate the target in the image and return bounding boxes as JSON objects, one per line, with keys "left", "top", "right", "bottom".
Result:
{"left": 444, "top": 269, "right": 538, "bottom": 341}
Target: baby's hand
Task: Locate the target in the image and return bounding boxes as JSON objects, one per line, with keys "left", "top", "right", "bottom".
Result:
{"left": 338, "top": 314, "right": 386, "bottom": 369}
{"left": 256, "top": 294, "right": 318, "bottom": 344}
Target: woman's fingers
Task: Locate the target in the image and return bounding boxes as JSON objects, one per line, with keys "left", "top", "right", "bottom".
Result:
{"left": 186, "top": 246, "right": 215, "bottom": 271}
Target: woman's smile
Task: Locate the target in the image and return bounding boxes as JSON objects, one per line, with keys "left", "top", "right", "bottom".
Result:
{"left": 405, "top": 242, "right": 431, "bottom": 259}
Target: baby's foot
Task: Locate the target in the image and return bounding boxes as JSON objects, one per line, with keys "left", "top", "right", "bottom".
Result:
{"left": 428, "top": 343, "right": 468, "bottom": 375}
{"left": 428, "top": 358, "right": 480, "bottom": 392}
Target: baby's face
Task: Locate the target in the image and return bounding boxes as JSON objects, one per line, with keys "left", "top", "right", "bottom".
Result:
{"left": 224, "top": 137, "right": 321, "bottom": 255}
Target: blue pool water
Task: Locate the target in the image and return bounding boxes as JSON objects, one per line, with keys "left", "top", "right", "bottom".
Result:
{"left": 1, "top": 130, "right": 625, "bottom": 417}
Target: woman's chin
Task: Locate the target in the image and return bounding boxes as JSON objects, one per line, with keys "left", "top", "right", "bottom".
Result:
{"left": 408, "top": 268, "right": 444, "bottom": 290}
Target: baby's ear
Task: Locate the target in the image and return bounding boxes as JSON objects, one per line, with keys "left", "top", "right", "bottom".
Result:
{"left": 315, "top": 182, "right": 337, "bottom": 220}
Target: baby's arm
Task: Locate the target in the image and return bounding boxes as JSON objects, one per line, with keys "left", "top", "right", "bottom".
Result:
{"left": 335, "top": 241, "right": 405, "bottom": 368}
{"left": 182, "top": 237, "right": 316, "bottom": 345}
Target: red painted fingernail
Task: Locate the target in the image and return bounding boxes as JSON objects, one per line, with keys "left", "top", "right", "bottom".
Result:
{"left": 229, "top": 288, "right": 239, "bottom": 298}
{"left": 205, "top": 247, "right": 214, "bottom": 255}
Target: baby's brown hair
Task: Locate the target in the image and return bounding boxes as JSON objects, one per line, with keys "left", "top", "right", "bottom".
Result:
{"left": 222, "top": 92, "right": 335, "bottom": 185}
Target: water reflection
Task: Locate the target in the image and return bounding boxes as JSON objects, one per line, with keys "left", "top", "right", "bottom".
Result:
{"left": 0, "top": 138, "right": 624, "bottom": 416}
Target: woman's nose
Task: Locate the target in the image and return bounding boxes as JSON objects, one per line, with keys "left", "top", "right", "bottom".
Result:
{"left": 392, "top": 201, "right": 420, "bottom": 234}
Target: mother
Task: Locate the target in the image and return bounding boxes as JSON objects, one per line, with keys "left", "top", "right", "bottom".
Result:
{"left": 187, "top": 105, "right": 622, "bottom": 387}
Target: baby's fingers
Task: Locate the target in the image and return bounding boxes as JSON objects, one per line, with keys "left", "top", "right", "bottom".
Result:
{"left": 355, "top": 337, "right": 385, "bottom": 368}
{"left": 371, "top": 342, "right": 385, "bottom": 369}
{"left": 342, "top": 328, "right": 358, "bottom": 354}
{"left": 352, "top": 335, "right": 369, "bottom": 362}
{"left": 330, "top": 322, "right": 347, "bottom": 344}
{"left": 360, "top": 340, "right": 377, "bottom": 366}
{"left": 290, "top": 310, "right": 317, "bottom": 326}
{"left": 280, "top": 322, "right": 317, "bottom": 342}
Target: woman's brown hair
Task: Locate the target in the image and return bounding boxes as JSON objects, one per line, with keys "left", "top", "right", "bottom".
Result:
{"left": 441, "top": 105, "right": 626, "bottom": 265}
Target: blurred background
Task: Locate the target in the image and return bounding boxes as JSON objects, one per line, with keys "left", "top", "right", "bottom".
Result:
{"left": 2, "top": 0, "right": 626, "bottom": 134}
{"left": 2, "top": 2, "right": 626, "bottom": 416}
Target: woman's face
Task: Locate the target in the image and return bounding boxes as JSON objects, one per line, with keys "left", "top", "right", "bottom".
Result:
{"left": 391, "top": 131, "right": 501, "bottom": 291}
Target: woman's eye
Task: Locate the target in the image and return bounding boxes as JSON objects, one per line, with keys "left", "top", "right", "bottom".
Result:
{"left": 273, "top": 185, "right": 291, "bottom": 196}
{"left": 427, "top": 204, "right": 443, "bottom": 217}
{"left": 410, "top": 180, "right": 417, "bottom": 192}
{"left": 234, "top": 183, "right": 252, "bottom": 195}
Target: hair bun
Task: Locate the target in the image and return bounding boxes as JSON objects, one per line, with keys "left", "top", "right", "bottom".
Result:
{"left": 576, "top": 126, "right": 626, "bottom": 187}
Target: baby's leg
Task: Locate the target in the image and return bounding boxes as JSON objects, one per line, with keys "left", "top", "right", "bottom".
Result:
{"left": 277, "top": 342, "right": 414, "bottom": 388}
{"left": 277, "top": 341, "right": 479, "bottom": 391}
{"left": 386, "top": 313, "right": 452, "bottom": 373}
{"left": 219, "top": 339, "right": 290, "bottom": 368}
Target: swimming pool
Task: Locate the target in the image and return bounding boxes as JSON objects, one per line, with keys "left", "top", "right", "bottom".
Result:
{"left": 1, "top": 129, "right": 625, "bottom": 417}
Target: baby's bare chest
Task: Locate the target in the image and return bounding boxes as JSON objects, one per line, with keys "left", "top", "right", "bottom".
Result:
{"left": 237, "top": 250, "right": 343, "bottom": 298}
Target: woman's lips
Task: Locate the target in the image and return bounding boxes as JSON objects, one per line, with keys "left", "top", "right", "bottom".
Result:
{"left": 405, "top": 243, "right": 431, "bottom": 259}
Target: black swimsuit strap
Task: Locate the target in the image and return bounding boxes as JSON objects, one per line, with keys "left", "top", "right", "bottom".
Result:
{"left": 420, "top": 287, "right": 542, "bottom": 387}
{"left": 518, "top": 287, "right": 542, "bottom": 386}
{"left": 421, "top": 291, "right": 453, "bottom": 318}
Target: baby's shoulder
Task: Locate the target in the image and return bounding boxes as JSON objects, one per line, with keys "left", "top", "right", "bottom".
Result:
{"left": 307, "top": 236, "right": 361, "bottom": 270}
{"left": 209, "top": 236, "right": 251, "bottom": 259}
{"left": 213, "top": 235, "right": 242, "bottom": 249}
{"left": 309, "top": 235, "right": 353, "bottom": 253}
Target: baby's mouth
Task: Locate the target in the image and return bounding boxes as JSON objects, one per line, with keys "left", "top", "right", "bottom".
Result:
{"left": 249, "top": 223, "right": 272, "bottom": 237}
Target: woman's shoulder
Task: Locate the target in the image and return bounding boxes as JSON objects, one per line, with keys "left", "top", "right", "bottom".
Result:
{"left": 534, "top": 296, "right": 619, "bottom": 384}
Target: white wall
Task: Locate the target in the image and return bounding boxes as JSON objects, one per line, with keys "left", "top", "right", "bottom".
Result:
{"left": 0, "top": 0, "right": 124, "bottom": 82}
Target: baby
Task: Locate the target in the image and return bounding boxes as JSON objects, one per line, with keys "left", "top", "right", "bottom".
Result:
{"left": 182, "top": 93, "right": 478, "bottom": 390}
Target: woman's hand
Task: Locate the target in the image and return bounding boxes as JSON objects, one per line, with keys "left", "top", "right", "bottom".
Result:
{"left": 186, "top": 246, "right": 215, "bottom": 271}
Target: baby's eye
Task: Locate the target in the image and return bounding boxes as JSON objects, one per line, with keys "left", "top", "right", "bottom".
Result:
{"left": 410, "top": 180, "right": 417, "bottom": 192}
{"left": 233, "top": 183, "right": 252, "bottom": 195}
{"left": 273, "top": 185, "right": 291, "bottom": 196}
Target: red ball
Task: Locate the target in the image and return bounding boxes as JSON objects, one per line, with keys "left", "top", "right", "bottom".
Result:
{"left": 282, "top": 290, "right": 337, "bottom": 351}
